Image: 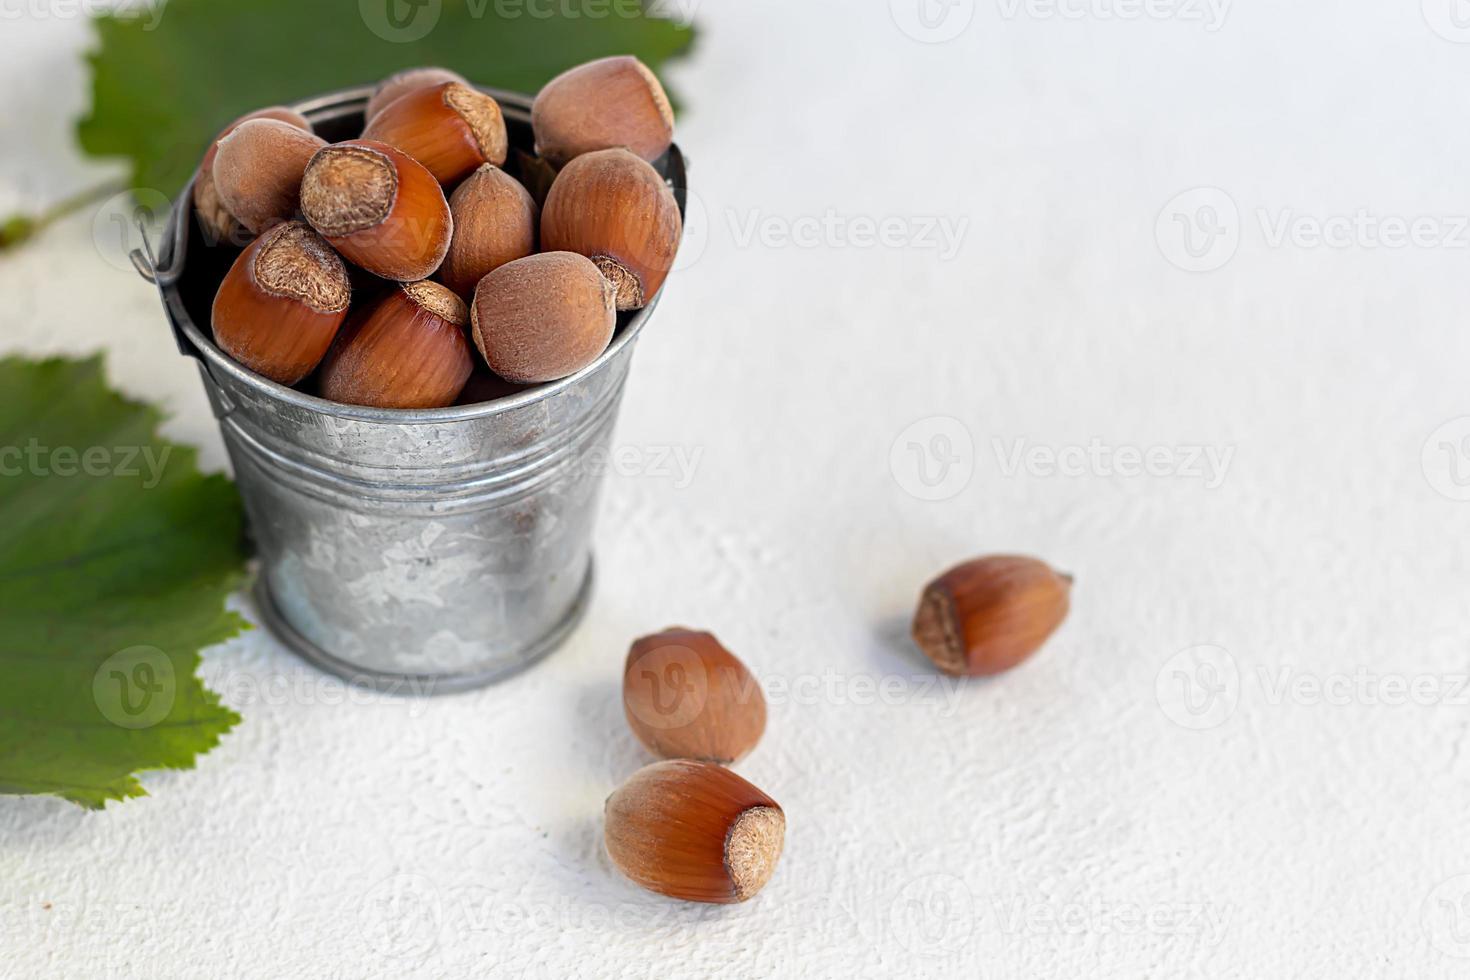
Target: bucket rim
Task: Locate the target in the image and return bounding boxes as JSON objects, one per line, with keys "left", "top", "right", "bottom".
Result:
{"left": 155, "top": 83, "right": 686, "bottom": 425}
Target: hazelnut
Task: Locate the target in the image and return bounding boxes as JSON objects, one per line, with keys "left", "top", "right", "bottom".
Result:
{"left": 211, "top": 221, "right": 351, "bottom": 385}
{"left": 211, "top": 119, "right": 327, "bottom": 236}
{"left": 532, "top": 56, "right": 674, "bottom": 166}
{"left": 439, "top": 164, "right": 538, "bottom": 299}
{"left": 193, "top": 107, "right": 312, "bottom": 245}
{"left": 604, "top": 760, "right": 784, "bottom": 904}
{"left": 361, "top": 81, "right": 507, "bottom": 186}
{"left": 912, "top": 555, "right": 1072, "bottom": 676}
{"left": 365, "top": 66, "right": 468, "bottom": 122}
{"left": 319, "top": 281, "right": 474, "bottom": 410}
{"left": 300, "top": 140, "right": 452, "bottom": 282}
{"left": 540, "top": 148, "right": 682, "bottom": 311}
{"left": 469, "top": 252, "right": 616, "bottom": 384}
{"left": 623, "top": 629, "right": 766, "bottom": 765}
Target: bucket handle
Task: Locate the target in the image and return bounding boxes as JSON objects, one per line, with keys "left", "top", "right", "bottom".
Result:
{"left": 130, "top": 213, "right": 200, "bottom": 361}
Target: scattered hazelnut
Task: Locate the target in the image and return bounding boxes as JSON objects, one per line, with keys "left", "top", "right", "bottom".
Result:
{"left": 604, "top": 760, "right": 784, "bottom": 904}
{"left": 362, "top": 81, "right": 508, "bottom": 186}
{"left": 439, "top": 164, "right": 538, "bottom": 299}
{"left": 540, "top": 147, "right": 682, "bottom": 311}
{"left": 318, "top": 281, "right": 474, "bottom": 409}
{"left": 623, "top": 629, "right": 766, "bottom": 765}
{"left": 365, "top": 66, "right": 468, "bottom": 122}
{"left": 300, "top": 140, "right": 452, "bottom": 282}
{"left": 211, "top": 221, "right": 351, "bottom": 385}
{"left": 912, "top": 555, "right": 1072, "bottom": 676}
{"left": 193, "top": 107, "right": 313, "bottom": 245}
{"left": 532, "top": 55, "right": 674, "bottom": 166}
{"left": 469, "top": 252, "right": 616, "bottom": 383}
{"left": 211, "top": 119, "right": 327, "bottom": 236}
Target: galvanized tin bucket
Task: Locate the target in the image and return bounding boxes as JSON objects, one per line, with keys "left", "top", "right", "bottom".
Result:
{"left": 133, "top": 85, "right": 687, "bottom": 693}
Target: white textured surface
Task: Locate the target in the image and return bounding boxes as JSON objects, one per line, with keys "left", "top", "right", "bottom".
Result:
{"left": 4, "top": 1, "right": 1470, "bottom": 977}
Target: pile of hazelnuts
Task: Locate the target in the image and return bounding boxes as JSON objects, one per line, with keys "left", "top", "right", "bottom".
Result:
{"left": 195, "top": 57, "right": 683, "bottom": 409}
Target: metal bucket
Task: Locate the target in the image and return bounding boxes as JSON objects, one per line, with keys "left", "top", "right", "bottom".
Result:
{"left": 133, "top": 86, "right": 687, "bottom": 693}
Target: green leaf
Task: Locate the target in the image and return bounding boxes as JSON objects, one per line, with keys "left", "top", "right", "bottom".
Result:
{"left": 78, "top": 0, "right": 696, "bottom": 198}
{"left": 0, "top": 356, "right": 248, "bottom": 809}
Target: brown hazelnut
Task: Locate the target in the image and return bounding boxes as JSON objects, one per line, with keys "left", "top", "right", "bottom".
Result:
{"left": 623, "top": 628, "right": 766, "bottom": 765}
{"left": 211, "top": 119, "right": 327, "bottom": 236}
{"left": 318, "top": 281, "right": 473, "bottom": 410}
{"left": 361, "top": 81, "right": 507, "bottom": 186}
{"left": 605, "top": 760, "right": 784, "bottom": 905}
{"left": 469, "top": 252, "right": 616, "bottom": 384}
{"left": 532, "top": 56, "right": 674, "bottom": 166}
{"left": 439, "top": 164, "right": 538, "bottom": 299}
{"left": 211, "top": 221, "right": 351, "bottom": 385}
{"left": 912, "top": 555, "right": 1072, "bottom": 676}
{"left": 540, "top": 148, "right": 682, "bottom": 311}
{"left": 365, "top": 66, "right": 468, "bottom": 121}
{"left": 193, "top": 107, "right": 313, "bottom": 245}
{"left": 300, "top": 140, "right": 452, "bottom": 282}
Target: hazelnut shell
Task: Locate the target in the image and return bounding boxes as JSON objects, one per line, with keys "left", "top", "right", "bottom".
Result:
{"left": 532, "top": 56, "right": 674, "bottom": 166}
{"left": 211, "top": 221, "right": 351, "bottom": 385}
{"left": 193, "top": 107, "right": 312, "bottom": 245}
{"left": 319, "top": 281, "right": 474, "bottom": 409}
{"left": 439, "top": 164, "right": 539, "bottom": 299}
{"left": 469, "top": 252, "right": 616, "bottom": 384}
{"left": 540, "top": 147, "right": 682, "bottom": 311}
{"left": 623, "top": 629, "right": 766, "bottom": 765}
{"left": 211, "top": 119, "right": 327, "bottom": 236}
{"left": 361, "top": 81, "right": 508, "bottom": 186}
{"left": 912, "top": 555, "right": 1072, "bottom": 676}
{"left": 604, "top": 760, "right": 784, "bottom": 904}
{"left": 366, "top": 66, "right": 468, "bottom": 121}
{"left": 301, "top": 140, "right": 453, "bottom": 282}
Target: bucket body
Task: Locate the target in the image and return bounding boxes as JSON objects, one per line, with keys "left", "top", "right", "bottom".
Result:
{"left": 139, "top": 86, "right": 686, "bottom": 691}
